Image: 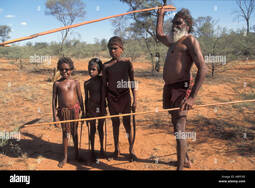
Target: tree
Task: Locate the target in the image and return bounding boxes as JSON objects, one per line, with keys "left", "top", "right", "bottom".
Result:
{"left": 234, "top": 0, "right": 255, "bottom": 34}
{"left": 0, "top": 25, "right": 11, "bottom": 42}
{"left": 194, "top": 16, "right": 229, "bottom": 77}
{"left": 100, "top": 38, "right": 107, "bottom": 50}
{"left": 45, "top": 0, "right": 86, "bottom": 55}
{"left": 113, "top": 0, "right": 171, "bottom": 72}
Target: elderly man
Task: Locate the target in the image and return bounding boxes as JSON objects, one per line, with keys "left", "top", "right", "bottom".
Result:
{"left": 156, "top": 8, "right": 208, "bottom": 170}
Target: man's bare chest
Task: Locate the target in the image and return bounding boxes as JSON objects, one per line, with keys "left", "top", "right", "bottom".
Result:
{"left": 168, "top": 42, "right": 188, "bottom": 55}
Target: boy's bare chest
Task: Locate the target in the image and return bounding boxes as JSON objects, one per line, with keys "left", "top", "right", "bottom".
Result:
{"left": 87, "top": 79, "right": 101, "bottom": 93}
{"left": 58, "top": 81, "right": 76, "bottom": 92}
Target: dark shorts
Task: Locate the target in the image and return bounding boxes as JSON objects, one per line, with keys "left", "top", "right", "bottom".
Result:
{"left": 163, "top": 80, "right": 193, "bottom": 114}
{"left": 107, "top": 90, "right": 131, "bottom": 115}
{"left": 86, "top": 102, "right": 106, "bottom": 118}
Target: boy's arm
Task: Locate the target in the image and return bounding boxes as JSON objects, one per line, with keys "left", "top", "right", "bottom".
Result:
{"left": 76, "top": 80, "right": 85, "bottom": 117}
{"left": 156, "top": 7, "right": 172, "bottom": 47}
{"left": 128, "top": 61, "right": 136, "bottom": 112}
{"left": 101, "top": 65, "right": 107, "bottom": 114}
{"left": 84, "top": 82, "right": 89, "bottom": 117}
{"left": 180, "top": 36, "right": 208, "bottom": 111}
{"left": 52, "top": 82, "right": 59, "bottom": 126}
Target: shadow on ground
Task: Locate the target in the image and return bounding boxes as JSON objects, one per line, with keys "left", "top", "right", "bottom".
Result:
{"left": 138, "top": 115, "right": 255, "bottom": 157}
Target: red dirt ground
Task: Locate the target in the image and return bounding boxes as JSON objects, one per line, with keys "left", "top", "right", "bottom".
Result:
{"left": 0, "top": 57, "right": 255, "bottom": 170}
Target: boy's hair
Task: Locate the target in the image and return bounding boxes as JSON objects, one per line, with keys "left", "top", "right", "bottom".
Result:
{"left": 88, "top": 58, "right": 103, "bottom": 74}
{"left": 57, "top": 57, "right": 74, "bottom": 70}
{"left": 174, "top": 8, "right": 193, "bottom": 33}
{"left": 108, "top": 36, "right": 123, "bottom": 50}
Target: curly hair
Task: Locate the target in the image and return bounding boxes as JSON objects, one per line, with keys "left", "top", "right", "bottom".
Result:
{"left": 174, "top": 8, "right": 193, "bottom": 33}
{"left": 88, "top": 58, "right": 103, "bottom": 74}
{"left": 57, "top": 57, "right": 74, "bottom": 70}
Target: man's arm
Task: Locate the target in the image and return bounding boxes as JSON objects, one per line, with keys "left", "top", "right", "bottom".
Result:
{"left": 156, "top": 7, "right": 172, "bottom": 47}
{"left": 181, "top": 36, "right": 208, "bottom": 111}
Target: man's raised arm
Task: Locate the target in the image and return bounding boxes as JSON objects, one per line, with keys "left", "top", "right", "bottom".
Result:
{"left": 156, "top": 8, "right": 172, "bottom": 47}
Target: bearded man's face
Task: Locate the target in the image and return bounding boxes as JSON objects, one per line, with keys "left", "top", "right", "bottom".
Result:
{"left": 171, "top": 17, "right": 189, "bottom": 42}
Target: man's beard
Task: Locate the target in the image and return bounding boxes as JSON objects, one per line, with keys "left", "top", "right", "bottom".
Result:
{"left": 171, "top": 27, "right": 188, "bottom": 43}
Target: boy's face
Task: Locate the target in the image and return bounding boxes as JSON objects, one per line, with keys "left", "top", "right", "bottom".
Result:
{"left": 59, "top": 63, "right": 72, "bottom": 79}
{"left": 108, "top": 44, "right": 123, "bottom": 60}
{"left": 89, "top": 64, "right": 99, "bottom": 78}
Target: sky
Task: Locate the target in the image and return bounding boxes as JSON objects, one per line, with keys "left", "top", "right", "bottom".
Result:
{"left": 0, "top": 0, "right": 253, "bottom": 46}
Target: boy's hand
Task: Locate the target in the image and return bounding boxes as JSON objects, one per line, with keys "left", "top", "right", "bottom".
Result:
{"left": 101, "top": 105, "right": 107, "bottom": 115}
{"left": 132, "top": 101, "right": 136, "bottom": 112}
{"left": 53, "top": 116, "right": 60, "bottom": 128}
{"left": 81, "top": 113, "right": 86, "bottom": 125}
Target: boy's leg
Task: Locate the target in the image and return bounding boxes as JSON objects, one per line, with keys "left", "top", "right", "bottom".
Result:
{"left": 123, "top": 115, "right": 131, "bottom": 146}
{"left": 89, "top": 120, "right": 97, "bottom": 161}
{"left": 98, "top": 119, "right": 105, "bottom": 153}
{"left": 58, "top": 128, "right": 68, "bottom": 168}
{"left": 71, "top": 123, "right": 79, "bottom": 160}
{"left": 111, "top": 117, "right": 120, "bottom": 157}
{"left": 123, "top": 115, "right": 136, "bottom": 161}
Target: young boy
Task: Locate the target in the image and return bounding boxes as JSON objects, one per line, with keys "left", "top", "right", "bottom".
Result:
{"left": 102, "top": 36, "right": 137, "bottom": 161}
{"left": 84, "top": 58, "right": 106, "bottom": 161}
{"left": 52, "top": 57, "right": 85, "bottom": 168}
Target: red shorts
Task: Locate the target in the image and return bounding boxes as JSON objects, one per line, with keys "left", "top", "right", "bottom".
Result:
{"left": 57, "top": 103, "right": 80, "bottom": 133}
{"left": 163, "top": 80, "right": 193, "bottom": 114}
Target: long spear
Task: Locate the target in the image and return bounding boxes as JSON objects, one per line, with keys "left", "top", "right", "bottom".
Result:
{"left": 0, "top": 5, "right": 176, "bottom": 46}
{"left": 20, "top": 99, "right": 255, "bottom": 128}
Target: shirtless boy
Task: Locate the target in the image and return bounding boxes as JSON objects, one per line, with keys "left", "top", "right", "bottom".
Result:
{"left": 156, "top": 8, "right": 208, "bottom": 170}
{"left": 84, "top": 58, "right": 106, "bottom": 161}
{"left": 52, "top": 57, "right": 85, "bottom": 168}
{"left": 102, "top": 36, "right": 137, "bottom": 161}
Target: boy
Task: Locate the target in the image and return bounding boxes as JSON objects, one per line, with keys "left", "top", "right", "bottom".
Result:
{"left": 52, "top": 57, "right": 85, "bottom": 168}
{"left": 156, "top": 8, "right": 208, "bottom": 170}
{"left": 102, "top": 36, "right": 137, "bottom": 161}
{"left": 84, "top": 58, "right": 106, "bottom": 161}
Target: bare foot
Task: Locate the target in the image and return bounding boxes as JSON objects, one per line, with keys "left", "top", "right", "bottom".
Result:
{"left": 99, "top": 149, "right": 107, "bottom": 159}
{"left": 176, "top": 161, "right": 192, "bottom": 170}
{"left": 58, "top": 159, "right": 67, "bottom": 168}
{"left": 129, "top": 152, "right": 137, "bottom": 162}
{"left": 90, "top": 151, "right": 97, "bottom": 162}
{"left": 184, "top": 160, "right": 191, "bottom": 168}
{"left": 113, "top": 150, "right": 120, "bottom": 159}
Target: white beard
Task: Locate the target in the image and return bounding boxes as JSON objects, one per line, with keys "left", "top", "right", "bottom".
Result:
{"left": 171, "top": 28, "right": 188, "bottom": 43}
